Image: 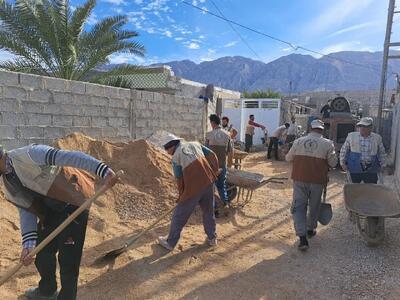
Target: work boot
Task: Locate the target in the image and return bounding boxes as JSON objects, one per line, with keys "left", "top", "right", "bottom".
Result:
{"left": 205, "top": 237, "right": 218, "bottom": 247}
{"left": 307, "top": 230, "right": 317, "bottom": 238}
{"left": 297, "top": 236, "right": 309, "bottom": 251}
{"left": 24, "top": 288, "right": 58, "bottom": 300}
{"left": 157, "top": 236, "right": 174, "bottom": 251}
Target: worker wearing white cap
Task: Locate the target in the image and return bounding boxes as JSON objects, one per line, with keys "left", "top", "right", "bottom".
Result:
{"left": 286, "top": 119, "right": 337, "bottom": 251}
{"left": 340, "top": 117, "right": 387, "bottom": 183}
{"left": 158, "top": 134, "right": 219, "bottom": 250}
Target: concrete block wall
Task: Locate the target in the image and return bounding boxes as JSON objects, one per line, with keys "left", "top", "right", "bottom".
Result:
{"left": 0, "top": 70, "right": 208, "bottom": 149}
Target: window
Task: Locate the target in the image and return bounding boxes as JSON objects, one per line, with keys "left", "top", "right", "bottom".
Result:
{"left": 261, "top": 101, "right": 279, "bottom": 109}
{"left": 244, "top": 101, "right": 259, "bottom": 108}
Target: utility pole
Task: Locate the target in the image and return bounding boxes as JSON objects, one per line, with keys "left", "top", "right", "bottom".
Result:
{"left": 377, "top": 0, "right": 398, "bottom": 133}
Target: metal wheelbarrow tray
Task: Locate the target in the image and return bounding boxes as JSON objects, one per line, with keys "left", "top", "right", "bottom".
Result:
{"left": 343, "top": 183, "right": 400, "bottom": 245}
{"left": 226, "top": 168, "right": 286, "bottom": 206}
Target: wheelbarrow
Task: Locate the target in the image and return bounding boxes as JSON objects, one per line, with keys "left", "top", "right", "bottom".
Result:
{"left": 226, "top": 168, "right": 287, "bottom": 207}
{"left": 343, "top": 183, "right": 400, "bottom": 246}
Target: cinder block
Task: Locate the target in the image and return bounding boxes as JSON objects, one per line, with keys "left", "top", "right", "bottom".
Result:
{"left": 102, "top": 127, "right": 118, "bottom": 137}
{"left": 73, "top": 116, "right": 90, "bottom": 126}
{"left": 104, "top": 86, "right": 120, "bottom": 99}
{"left": 19, "top": 126, "right": 44, "bottom": 138}
{"left": 117, "top": 127, "right": 130, "bottom": 137}
{"left": 52, "top": 115, "right": 73, "bottom": 126}
{"left": 104, "top": 108, "right": 129, "bottom": 118}
{"left": 29, "top": 90, "right": 52, "bottom": 103}
{"left": 70, "top": 81, "right": 86, "bottom": 94}
{"left": 109, "top": 98, "right": 129, "bottom": 108}
{"left": 45, "top": 77, "right": 68, "bottom": 91}
{"left": 108, "top": 117, "right": 124, "bottom": 128}
{"left": 153, "top": 92, "right": 164, "bottom": 103}
{"left": 81, "top": 106, "right": 105, "bottom": 116}
{"left": 27, "top": 114, "right": 52, "bottom": 126}
{"left": 140, "top": 90, "right": 154, "bottom": 101}
{"left": 0, "top": 99, "right": 20, "bottom": 112}
{"left": 4, "top": 87, "right": 27, "bottom": 100}
{"left": 119, "top": 89, "right": 131, "bottom": 100}
{"left": 0, "top": 125, "right": 16, "bottom": 138}
{"left": 2, "top": 112, "right": 26, "bottom": 125}
{"left": 134, "top": 100, "right": 148, "bottom": 110}
{"left": 20, "top": 73, "right": 44, "bottom": 89}
{"left": 53, "top": 92, "right": 74, "bottom": 104}
{"left": 91, "top": 117, "right": 108, "bottom": 127}
{"left": 44, "top": 127, "right": 69, "bottom": 139}
{"left": 3, "top": 139, "right": 29, "bottom": 149}
{"left": 21, "top": 102, "right": 44, "bottom": 114}
{"left": 90, "top": 96, "right": 108, "bottom": 106}
{"left": 86, "top": 83, "right": 105, "bottom": 97}
{"left": 136, "top": 119, "right": 147, "bottom": 128}
{"left": 81, "top": 127, "right": 103, "bottom": 138}
{"left": 43, "top": 104, "right": 74, "bottom": 115}
{"left": 0, "top": 70, "right": 19, "bottom": 86}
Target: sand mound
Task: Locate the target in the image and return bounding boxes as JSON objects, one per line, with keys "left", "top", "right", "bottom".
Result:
{"left": 54, "top": 132, "right": 177, "bottom": 220}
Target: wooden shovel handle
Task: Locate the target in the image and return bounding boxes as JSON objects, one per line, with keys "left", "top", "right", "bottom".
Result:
{"left": 0, "top": 170, "right": 124, "bottom": 287}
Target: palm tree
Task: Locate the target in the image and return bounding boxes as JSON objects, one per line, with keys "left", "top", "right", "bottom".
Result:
{"left": 0, "top": 0, "right": 145, "bottom": 87}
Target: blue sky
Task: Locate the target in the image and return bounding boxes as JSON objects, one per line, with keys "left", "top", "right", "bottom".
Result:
{"left": 2, "top": 0, "right": 397, "bottom": 65}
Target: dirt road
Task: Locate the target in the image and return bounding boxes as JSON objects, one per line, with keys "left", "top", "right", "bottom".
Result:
{"left": 2, "top": 152, "right": 400, "bottom": 299}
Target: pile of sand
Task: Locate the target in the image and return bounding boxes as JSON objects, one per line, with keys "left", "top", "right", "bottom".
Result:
{"left": 54, "top": 133, "right": 177, "bottom": 220}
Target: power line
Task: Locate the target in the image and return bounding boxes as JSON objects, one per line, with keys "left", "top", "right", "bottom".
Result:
{"left": 182, "top": 1, "right": 383, "bottom": 73}
{"left": 209, "top": 0, "right": 263, "bottom": 61}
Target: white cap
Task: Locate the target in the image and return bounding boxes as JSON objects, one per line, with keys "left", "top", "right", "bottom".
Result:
{"left": 357, "top": 117, "right": 373, "bottom": 127}
{"left": 311, "top": 119, "right": 325, "bottom": 130}
{"left": 162, "top": 133, "right": 183, "bottom": 148}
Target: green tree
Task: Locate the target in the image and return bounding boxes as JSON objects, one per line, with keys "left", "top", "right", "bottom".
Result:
{"left": 0, "top": 0, "right": 145, "bottom": 87}
{"left": 242, "top": 89, "right": 282, "bottom": 99}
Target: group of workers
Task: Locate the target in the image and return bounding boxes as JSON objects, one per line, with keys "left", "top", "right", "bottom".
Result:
{"left": 286, "top": 116, "right": 386, "bottom": 250}
{"left": 0, "top": 109, "right": 387, "bottom": 298}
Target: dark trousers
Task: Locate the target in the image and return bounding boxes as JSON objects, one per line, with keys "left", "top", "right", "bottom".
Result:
{"left": 167, "top": 185, "right": 216, "bottom": 247}
{"left": 36, "top": 207, "right": 88, "bottom": 300}
{"left": 268, "top": 137, "right": 279, "bottom": 159}
{"left": 245, "top": 134, "right": 253, "bottom": 152}
{"left": 350, "top": 173, "right": 378, "bottom": 184}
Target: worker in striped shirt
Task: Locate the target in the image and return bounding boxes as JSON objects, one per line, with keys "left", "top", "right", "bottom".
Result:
{"left": 0, "top": 144, "right": 118, "bottom": 300}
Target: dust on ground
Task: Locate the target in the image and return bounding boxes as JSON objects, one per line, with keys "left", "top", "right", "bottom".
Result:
{"left": 1, "top": 138, "right": 400, "bottom": 300}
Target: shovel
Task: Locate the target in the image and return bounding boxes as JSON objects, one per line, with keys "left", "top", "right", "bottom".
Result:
{"left": 318, "top": 185, "right": 332, "bottom": 226}
{"left": 102, "top": 204, "right": 176, "bottom": 259}
{"left": 0, "top": 170, "right": 124, "bottom": 287}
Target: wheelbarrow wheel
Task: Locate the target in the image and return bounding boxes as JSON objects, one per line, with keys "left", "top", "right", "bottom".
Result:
{"left": 356, "top": 216, "right": 385, "bottom": 246}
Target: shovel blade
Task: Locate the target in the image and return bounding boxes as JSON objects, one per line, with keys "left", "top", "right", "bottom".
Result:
{"left": 318, "top": 203, "right": 332, "bottom": 225}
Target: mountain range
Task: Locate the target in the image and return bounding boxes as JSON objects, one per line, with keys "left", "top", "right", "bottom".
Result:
{"left": 157, "top": 51, "right": 400, "bottom": 93}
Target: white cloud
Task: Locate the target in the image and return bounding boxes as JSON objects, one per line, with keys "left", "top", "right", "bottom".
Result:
{"left": 102, "top": 0, "right": 126, "bottom": 5}
{"left": 327, "top": 21, "right": 380, "bottom": 38}
{"left": 192, "top": 0, "right": 198, "bottom": 5}
{"left": 200, "top": 48, "right": 217, "bottom": 61}
{"left": 186, "top": 42, "right": 200, "bottom": 49}
{"left": 134, "top": 0, "right": 143, "bottom": 4}
{"left": 201, "top": 6, "right": 208, "bottom": 14}
{"left": 199, "top": 0, "right": 206, "bottom": 2}
{"left": 87, "top": 13, "right": 98, "bottom": 25}
{"left": 224, "top": 41, "right": 238, "bottom": 48}
{"left": 175, "top": 37, "right": 184, "bottom": 41}
{"left": 0, "top": 50, "right": 15, "bottom": 62}
{"left": 164, "top": 30, "right": 172, "bottom": 38}
{"left": 305, "top": 0, "right": 374, "bottom": 35}
{"left": 109, "top": 53, "right": 138, "bottom": 64}
{"left": 199, "top": 35, "right": 205, "bottom": 39}
{"left": 320, "top": 41, "right": 373, "bottom": 55}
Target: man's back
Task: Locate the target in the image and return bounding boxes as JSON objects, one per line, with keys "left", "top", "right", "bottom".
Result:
{"left": 206, "top": 127, "right": 231, "bottom": 167}
{"left": 286, "top": 132, "right": 337, "bottom": 184}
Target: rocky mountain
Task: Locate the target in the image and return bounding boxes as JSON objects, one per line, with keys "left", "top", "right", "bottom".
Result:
{"left": 159, "top": 51, "right": 400, "bottom": 93}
